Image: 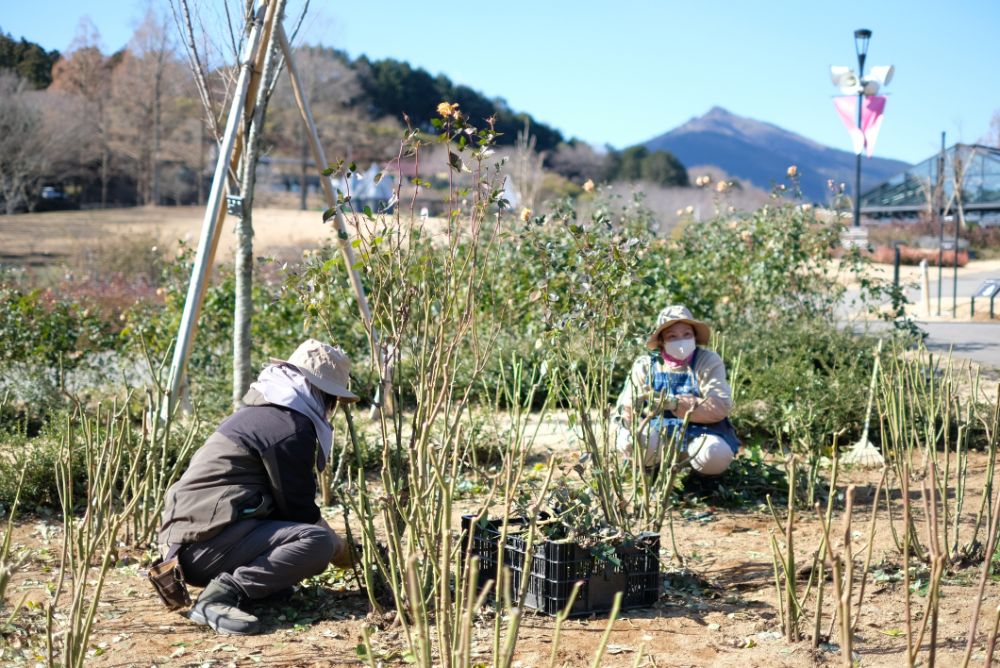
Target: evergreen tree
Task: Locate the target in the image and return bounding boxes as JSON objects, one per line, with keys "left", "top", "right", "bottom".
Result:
{"left": 602, "top": 145, "right": 688, "bottom": 187}
{"left": 0, "top": 31, "right": 60, "bottom": 88}
{"left": 355, "top": 56, "right": 564, "bottom": 150}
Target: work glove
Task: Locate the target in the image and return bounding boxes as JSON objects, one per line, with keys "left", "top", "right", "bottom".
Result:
{"left": 329, "top": 532, "right": 357, "bottom": 569}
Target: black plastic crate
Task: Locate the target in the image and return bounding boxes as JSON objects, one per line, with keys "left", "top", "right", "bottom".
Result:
{"left": 460, "top": 514, "right": 526, "bottom": 591}
{"left": 461, "top": 514, "right": 661, "bottom": 617}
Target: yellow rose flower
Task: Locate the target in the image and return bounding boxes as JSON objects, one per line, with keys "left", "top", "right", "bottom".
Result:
{"left": 520, "top": 207, "right": 532, "bottom": 222}
{"left": 582, "top": 179, "right": 595, "bottom": 193}
{"left": 787, "top": 165, "right": 798, "bottom": 178}
{"left": 437, "top": 102, "right": 460, "bottom": 118}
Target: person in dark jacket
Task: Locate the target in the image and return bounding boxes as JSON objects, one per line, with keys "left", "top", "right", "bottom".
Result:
{"left": 159, "top": 339, "right": 359, "bottom": 636}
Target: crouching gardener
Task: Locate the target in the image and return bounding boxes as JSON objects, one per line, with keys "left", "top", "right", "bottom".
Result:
{"left": 157, "top": 339, "right": 359, "bottom": 636}
{"left": 614, "top": 305, "right": 740, "bottom": 475}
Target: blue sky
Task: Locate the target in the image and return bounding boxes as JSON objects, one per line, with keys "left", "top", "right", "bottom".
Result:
{"left": 4, "top": 0, "right": 998, "bottom": 164}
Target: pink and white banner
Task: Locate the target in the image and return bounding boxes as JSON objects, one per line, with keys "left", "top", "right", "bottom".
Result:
{"left": 834, "top": 96, "right": 886, "bottom": 157}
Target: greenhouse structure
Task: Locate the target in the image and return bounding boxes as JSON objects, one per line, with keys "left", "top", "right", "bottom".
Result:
{"left": 860, "top": 143, "right": 1000, "bottom": 225}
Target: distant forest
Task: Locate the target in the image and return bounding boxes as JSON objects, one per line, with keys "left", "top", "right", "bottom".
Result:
{"left": 0, "top": 25, "right": 687, "bottom": 213}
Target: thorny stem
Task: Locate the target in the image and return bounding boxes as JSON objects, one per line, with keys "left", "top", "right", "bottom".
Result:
{"left": 546, "top": 582, "right": 583, "bottom": 668}
{"left": 851, "top": 468, "right": 887, "bottom": 635}
{"left": 960, "top": 450, "right": 1000, "bottom": 668}
{"left": 589, "top": 592, "right": 624, "bottom": 668}
{"left": 785, "top": 457, "right": 798, "bottom": 642}
{"left": 983, "top": 604, "right": 1000, "bottom": 667}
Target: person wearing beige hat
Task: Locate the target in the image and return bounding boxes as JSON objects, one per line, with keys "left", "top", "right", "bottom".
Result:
{"left": 614, "top": 305, "right": 740, "bottom": 475}
{"left": 157, "top": 339, "right": 360, "bottom": 635}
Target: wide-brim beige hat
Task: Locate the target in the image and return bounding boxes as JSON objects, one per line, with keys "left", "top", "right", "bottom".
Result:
{"left": 270, "top": 339, "right": 359, "bottom": 402}
{"left": 645, "top": 305, "right": 711, "bottom": 349}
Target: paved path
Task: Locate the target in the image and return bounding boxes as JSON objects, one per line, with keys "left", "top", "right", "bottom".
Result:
{"left": 919, "top": 321, "right": 1000, "bottom": 368}
{"left": 844, "top": 259, "right": 1000, "bottom": 370}
{"left": 903, "top": 264, "right": 1000, "bottom": 319}
{"left": 855, "top": 319, "right": 1000, "bottom": 370}
{"left": 901, "top": 263, "right": 1000, "bottom": 369}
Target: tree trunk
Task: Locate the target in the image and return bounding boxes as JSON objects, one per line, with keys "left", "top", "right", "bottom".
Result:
{"left": 197, "top": 122, "right": 205, "bottom": 206}
{"left": 233, "top": 199, "right": 254, "bottom": 408}
{"left": 100, "top": 146, "right": 109, "bottom": 207}
{"left": 299, "top": 129, "right": 308, "bottom": 210}
{"left": 152, "top": 63, "right": 162, "bottom": 205}
{"left": 232, "top": 0, "right": 286, "bottom": 408}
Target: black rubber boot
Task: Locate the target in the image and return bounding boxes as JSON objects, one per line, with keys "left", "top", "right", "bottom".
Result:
{"left": 246, "top": 586, "right": 296, "bottom": 612}
{"left": 187, "top": 578, "right": 260, "bottom": 636}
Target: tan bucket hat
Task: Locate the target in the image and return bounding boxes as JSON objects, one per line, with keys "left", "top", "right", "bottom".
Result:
{"left": 270, "top": 339, "right": 359, "bottom": 403}
{"left": 645, "top": 305, "right": 711, "bottom": 349}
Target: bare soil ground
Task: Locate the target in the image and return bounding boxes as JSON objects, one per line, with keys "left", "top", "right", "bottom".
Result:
{"left": 6, "top": 449, "right": 1000, "bottom": 667}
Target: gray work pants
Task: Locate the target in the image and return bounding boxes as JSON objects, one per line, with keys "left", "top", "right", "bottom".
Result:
{"left": 180, "top": 519, "right": 335, "bottom": 599}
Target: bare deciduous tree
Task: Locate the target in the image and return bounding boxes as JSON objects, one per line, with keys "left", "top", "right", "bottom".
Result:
{"left": 110, "top": 9, "right": 190, "bottom": 205}
{"left": 547, "top": 141, "right": 607, "bottom": 182}
{"left": 981, "top": 110, "right": 1000, "bottom": 149}
{"left": 0, "top": 74, "right": 82, "bottom": 214}
{"left": 50, "top": 19, "right": 115, "bottom": 206}
{"left": 269, "top": 45, "right": 359, "bottom": 209}
{"left": 0, "top": 74, "right": 47, "bottom": 214}
{"left": 170, "top": 0, "right": 310, "bottom": 407}
{"left": 232, "top": 0, "right": 288, "bottom": 406}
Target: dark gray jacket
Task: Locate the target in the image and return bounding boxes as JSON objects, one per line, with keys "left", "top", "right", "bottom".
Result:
{"left": 159, "top": 389, "right": 324, "bottom": 546}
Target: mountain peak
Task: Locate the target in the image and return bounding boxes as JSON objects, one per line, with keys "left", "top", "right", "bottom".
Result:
{"left": 704, "top": 106, "right": 734, "bottom": 118}
{"left": 671, "top": 107, "right": 797, "bottom": 145}
{"left": 643, "top": 108, "right": 909, "bottom": 201}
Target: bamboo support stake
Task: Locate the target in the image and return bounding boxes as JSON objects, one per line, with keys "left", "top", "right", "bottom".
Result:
{"left": 163, "top": 2, "right": 267, "bottom": 417}
{"left": 276, "top": 25, "right": 390, "bottom": 418}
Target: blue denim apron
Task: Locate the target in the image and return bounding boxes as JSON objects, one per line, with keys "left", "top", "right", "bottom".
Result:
{"left": 648, "top": 349, "right": 741, "bottom": 454}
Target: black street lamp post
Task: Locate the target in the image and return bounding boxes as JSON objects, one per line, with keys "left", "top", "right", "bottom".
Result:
{"left": 853, "top": 29, "right": 871, "bottom": 229}
{"left": 831, "top": 32, "right": 892, "bottom": 236}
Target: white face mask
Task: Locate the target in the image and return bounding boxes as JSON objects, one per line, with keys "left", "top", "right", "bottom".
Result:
{"left": 663, "top": 337, "right": 696, "bottom": 360}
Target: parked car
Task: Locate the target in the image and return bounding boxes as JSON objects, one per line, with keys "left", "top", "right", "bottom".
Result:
{"left": 34, "top": 186, "right": 79, "bottom": 211}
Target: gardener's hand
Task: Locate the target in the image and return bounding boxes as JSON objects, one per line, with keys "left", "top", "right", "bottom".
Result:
{"left": 330, "top": 533, "right": 357, "bottom": 569}
{"left": 316, "top": 517, "right": 357, "bottom": 568}
{"left": 649, "top": 392, "right": 678, "bottom": 413}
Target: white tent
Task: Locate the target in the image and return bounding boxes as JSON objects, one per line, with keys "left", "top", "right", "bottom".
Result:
{"left": 334, "top": 163, "right": 395, "bottom": 212}
{"left": 502, "top": 175, "right": 520, "bottom": 210}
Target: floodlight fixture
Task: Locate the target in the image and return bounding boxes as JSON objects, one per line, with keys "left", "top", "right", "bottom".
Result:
{"left": 830, "top": 66, "right": 862, "bottom": 95}
{"left": 867, "top": 65, "right": 895, "bottom": 87}
{"left": 830, "top": 65, "right": 851, "bottom": 86}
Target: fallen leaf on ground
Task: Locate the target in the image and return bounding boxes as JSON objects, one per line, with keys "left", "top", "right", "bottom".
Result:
{"left": 606, "top": 644, "right": 634, "bottom": 654}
